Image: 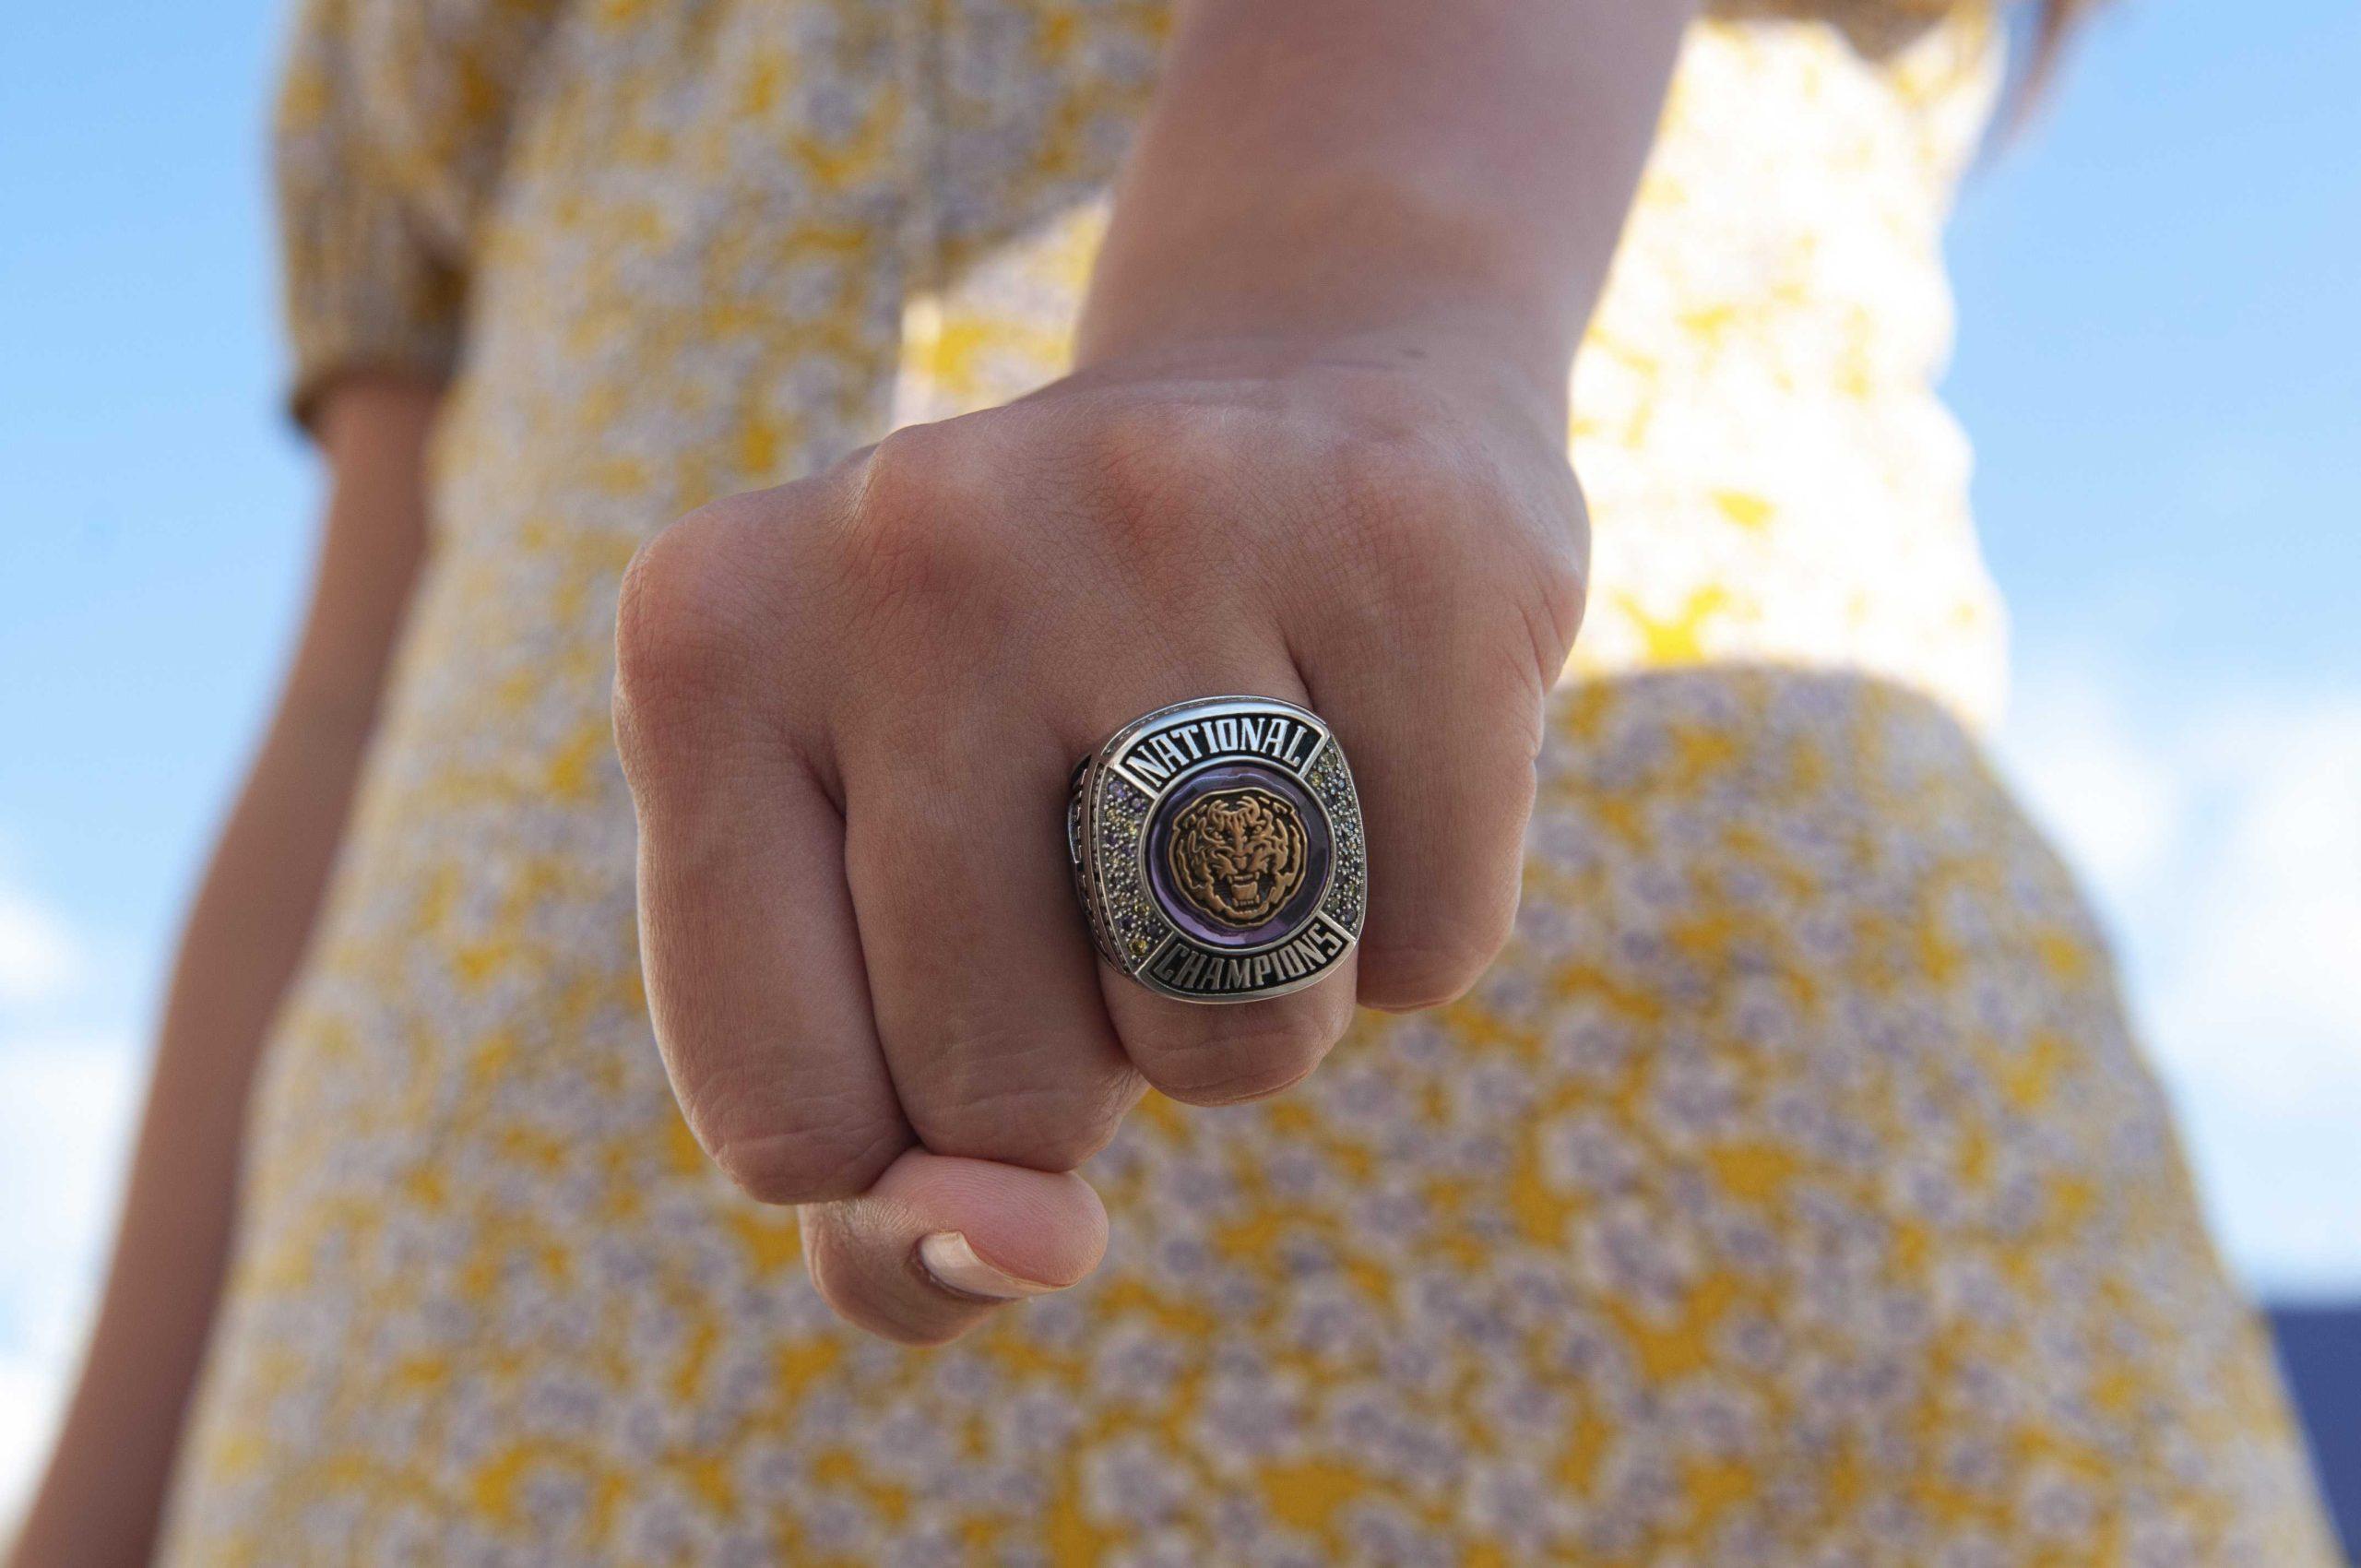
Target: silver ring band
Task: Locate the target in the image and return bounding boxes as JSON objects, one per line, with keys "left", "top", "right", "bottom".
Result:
{"left": 1069, "top": 695, "right": 1365, "bottom": 1004}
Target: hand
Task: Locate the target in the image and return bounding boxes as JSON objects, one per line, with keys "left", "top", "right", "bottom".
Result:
{"left": 614, "top": 335, "right": 1585, "bottom": 1343}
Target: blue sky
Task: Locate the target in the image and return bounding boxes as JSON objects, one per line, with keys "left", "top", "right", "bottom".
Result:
{"left": 3, "top": 0, "right": 2357, "bottom": 1520}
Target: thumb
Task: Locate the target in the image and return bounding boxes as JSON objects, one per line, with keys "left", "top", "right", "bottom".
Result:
{"left": 799, "top": 1149, "right": 1109, "bottom": 1345}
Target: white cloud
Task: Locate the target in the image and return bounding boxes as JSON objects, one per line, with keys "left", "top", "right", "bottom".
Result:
{"left": 0, "top": 891, "right": 84, "bottom": 1010}
{"left": 2002, "top": 662, "right": 2361, "bottom": 1298}
{"left": 2004, "top": 667, "right": 2190, "bottom": 905}
{"left": 0, "top": 1032, "right": 141, "bottom": 1530}
{"left": 2173, "top": 704, "right": 2361, "bottom": 1046}
{"left": 0, "top": 1354, "right": 66, "bottom": 1540}
{"left": 0, "top": 871, "right": 143, "bottom": 1526}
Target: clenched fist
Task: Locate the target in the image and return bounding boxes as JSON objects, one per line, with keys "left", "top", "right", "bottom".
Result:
{"left": 613, "top": 339, "right": 1585, "bottom": 1343}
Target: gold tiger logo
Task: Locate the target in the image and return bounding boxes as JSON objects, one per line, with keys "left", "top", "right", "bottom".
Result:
{"left": 1166, "top": 787, "right": 1310, "bottom": 927}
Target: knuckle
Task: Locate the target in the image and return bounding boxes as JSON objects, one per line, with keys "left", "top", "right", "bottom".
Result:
{"left": 1358, "top": 938, "right": 1502, "bottom": 1014}
{"left": 1322, "top": 430, "right": 1488, "bottom": 605}
{"left": 1333, "top": 419, "right": 1458, "bottom": 507}
{"left": 1320, "top": 426, "right": 1588, "bottom": 693}
{"left": 1074, "top": 397, "right": 1227, "bottom": 518}
{"left": 1536, "top": 548, "right": 1587, "bottom": 660}
{"left": 702, "top": 1108, "right": 906, "bottom": 1206}
{"left": 1020, "top": 1111, "right": 1128, "bottom": 1172}
{"left": 613, "top": 502, "right": 766, "bottom": 728}
{"left": 902, "top": 1055, "right": 1134, "bottom": 1171}
{"left": 939, "top": 395, "right": 1246, "bottom": 594}
{"left": 855, "top": 422, "right": 970, "bottom": 521}
{"left": 839, "top": 422, "right": 1012, "bottom": 620}
{"left": 1502, "top": 511, "right": 1589, "bottom": 683}
{"left": 1134, "top": 1012, "right": 1335, "bottom": 1106}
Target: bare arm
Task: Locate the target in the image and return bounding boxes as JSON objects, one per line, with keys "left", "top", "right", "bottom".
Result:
{"left": 618, "top": 0, "right": 1694, "bottom": 1345}
{"left": 8, "top": 378, "right": 438, "bottom": 1568}
{"left": 1081, "top": 0, "right": 1692, "bottom": 423}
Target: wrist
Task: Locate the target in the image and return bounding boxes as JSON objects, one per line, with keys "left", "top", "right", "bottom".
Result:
{"left": 1074, "top": 173, "right": 1581, "bottom": 440}
{"left": 1061, "top": 324, "right": 1572, "bottom": 464}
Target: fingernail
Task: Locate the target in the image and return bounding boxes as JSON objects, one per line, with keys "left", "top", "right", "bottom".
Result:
{"left": 917, "top": 1231, "right": 1061, "bottom": 1301}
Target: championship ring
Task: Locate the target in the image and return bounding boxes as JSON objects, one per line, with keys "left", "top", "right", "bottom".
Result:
{"left": 1069, "top": 695, "right": 1365, "bottom": 1004}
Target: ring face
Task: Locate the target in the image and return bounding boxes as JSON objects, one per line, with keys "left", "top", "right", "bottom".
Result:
{"left": 1070, "top": 696, "right": 1364, "bottom": 1003}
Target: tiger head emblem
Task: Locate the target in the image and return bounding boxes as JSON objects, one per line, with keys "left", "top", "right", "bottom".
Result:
{"left": 1166, "top": 786, "right": 1311, "bottom": 928}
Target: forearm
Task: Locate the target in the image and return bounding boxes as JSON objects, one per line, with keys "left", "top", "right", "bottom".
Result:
{"left": 8, "top": 379, "right": 436, "bottom": 1568}
{"left": 1079, "top": 0, "right": 1696, "bottom": 422}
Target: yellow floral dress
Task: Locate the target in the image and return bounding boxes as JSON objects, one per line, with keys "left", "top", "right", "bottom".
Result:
{"left": 162, "top": 1, "right": 2339, "bottom": 1562}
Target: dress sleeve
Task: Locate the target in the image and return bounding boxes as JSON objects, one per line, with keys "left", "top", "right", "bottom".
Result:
{"left": 272, "top": 0, "right": 464, "bottom": 431}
